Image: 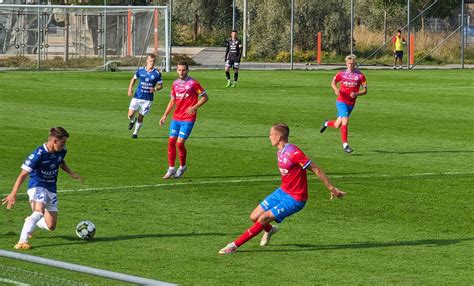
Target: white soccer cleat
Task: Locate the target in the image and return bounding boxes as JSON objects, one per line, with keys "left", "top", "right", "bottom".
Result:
{"left": 162, "top": 168, "right": 176, "bottom": 179}
{"left": 260, "top": 225, "right": 279, "bottom": 246}
{"left": 219, "top": 242, "right": 237, "bottom": 255}
{"left": 174, "top": 166, "right": 187, "bottom": 179}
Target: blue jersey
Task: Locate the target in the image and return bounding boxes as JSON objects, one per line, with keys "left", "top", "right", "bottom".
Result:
{"left": 133, "top": 67, "right": 163, "bottom": 101}
{"left": 21, "top": 144, "right": 67, "bottom": 194}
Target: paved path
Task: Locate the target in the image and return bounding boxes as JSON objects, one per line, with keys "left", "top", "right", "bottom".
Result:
{"left": 186, "top": 47, "right": 473, "bottom": 70}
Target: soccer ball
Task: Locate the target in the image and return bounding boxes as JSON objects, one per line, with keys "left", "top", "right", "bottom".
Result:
{"left": 75, "top": 220, "right": 96, "bottom": 240}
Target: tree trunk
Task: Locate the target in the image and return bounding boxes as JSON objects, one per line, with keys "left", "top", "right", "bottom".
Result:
{"left": 193, "top": 14, "right": 198, "bottom": 41}
{"left": 383, "top": 10, "right": 387, "bottom": 44}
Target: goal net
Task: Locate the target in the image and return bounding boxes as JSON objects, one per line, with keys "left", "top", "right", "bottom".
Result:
{"left": 0, "top": 4, "right": 170, "bottom": 71}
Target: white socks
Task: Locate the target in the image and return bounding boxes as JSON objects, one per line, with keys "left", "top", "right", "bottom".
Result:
{"left": 19, "top": 211, "right": 43, "bottom": 243}
{"left": 133, "top": 122, "right": 142, "bottom": 134}
{"left": 343, "top": 142, "right": 349, "bottom": 148}
{"left": 36, "top": 217, "right": 50, "bottom": 230}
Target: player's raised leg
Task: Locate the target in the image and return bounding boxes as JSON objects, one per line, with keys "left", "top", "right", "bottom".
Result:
{"left": 219, "top": 209, "right": 275, "bottom": 255}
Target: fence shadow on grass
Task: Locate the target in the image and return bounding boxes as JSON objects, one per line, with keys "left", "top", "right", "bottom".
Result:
{"left": 30, "top": 232, "right": 239, "bottom": 248}
{"left": 240, "top": 238, "right": 474, "bottom": 253}
{"left": 372, "top": 150, "right": 474, "bottom": 155}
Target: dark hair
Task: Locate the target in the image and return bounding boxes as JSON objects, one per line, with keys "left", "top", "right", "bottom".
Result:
{"left": 49, "top": 127, "right": 69, "bottom": 140}
{"left": 397, "top": 29, "right": 401, "bottom": 33}
{"left": 146, "top": 53, "right": 157, "bottom": 60}
{"left": 231, "top": 30, "right": 238, "bottom": 33}
{"left": 272, "top": 123, "right": 289, "bottom": 139}
{"left": 177, "top": 62, "right": 189, "bottom": 70}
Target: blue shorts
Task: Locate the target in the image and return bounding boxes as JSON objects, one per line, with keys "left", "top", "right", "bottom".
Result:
{"left": 260, "top": 188, "right": 306, "bottom": 223}
{"left": 394, "top": 51, "right": 403, "bottom": 59}
{"left": 336, "top": 101, "right": 355, "bottom": 117}
{"left": 169, "top": 120, "right": 195, "bottom": 139}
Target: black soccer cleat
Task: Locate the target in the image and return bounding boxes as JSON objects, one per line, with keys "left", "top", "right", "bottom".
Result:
{"left": 131, "top": 134, "right": 138, "bottom": 139}
{"left": 343, "top": 145, "right": 353, "bottom": 153}
{"left": 128, "top": 118, "right": 136, "bottom": 130}
{"left": 320, "top": 120, "right": 328, "bottom": 133}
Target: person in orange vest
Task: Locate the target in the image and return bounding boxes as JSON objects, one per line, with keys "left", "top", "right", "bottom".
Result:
{"left": 392, "top": 30, "right": 406, "bottom": 69}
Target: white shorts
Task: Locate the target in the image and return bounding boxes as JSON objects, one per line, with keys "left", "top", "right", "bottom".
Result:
{"left": 27, "top": 187, "right": 58, "bottom": 212}
{"left": 129, "top": 98, "right": 153, "bottom": 116}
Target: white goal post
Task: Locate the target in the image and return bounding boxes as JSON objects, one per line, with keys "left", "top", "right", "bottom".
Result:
{"left": 0, "top": 4, "right": 170, "bottom": 71}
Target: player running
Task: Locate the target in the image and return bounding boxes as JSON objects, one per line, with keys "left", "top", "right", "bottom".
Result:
{"left": 219, "top": 123, "right": 345, "bottom": 255}
{"left": 2, "top": 127, "right": 82, "bottom": 250}
{"left": 319, "top": 54, "right": 367, "bottom": 153}
{"left": 224, "top": 30, "right": 243, "bottom": 88}
{"left": 127, "top": 53, "right": 163, "bottom": 139}
{"left": 159, "top": 62, "right": 209, "bottom": 179}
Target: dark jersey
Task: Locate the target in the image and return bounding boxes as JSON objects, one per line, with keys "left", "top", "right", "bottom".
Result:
{"left": 225, "top": 39, "right": 242, "bottom": 62}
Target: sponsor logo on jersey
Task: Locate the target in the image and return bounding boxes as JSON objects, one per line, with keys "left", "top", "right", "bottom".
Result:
{"left": 25, "top": 160, "right": 31, "bottom": 165}
{"left": 29, "top": 154, "right": 34, "bottom": 159}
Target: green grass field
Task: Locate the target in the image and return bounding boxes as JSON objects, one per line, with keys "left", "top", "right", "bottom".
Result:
{"left": 0, "top": 69, "right": 473, "bottom": 285}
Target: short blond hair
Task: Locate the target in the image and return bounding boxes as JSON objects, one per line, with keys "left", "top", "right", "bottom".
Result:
{"left": 271, "top": 123, "right": 289, "bottom": 140}
{"left": 345, "top": 54, "right": 357, "bottom": 62}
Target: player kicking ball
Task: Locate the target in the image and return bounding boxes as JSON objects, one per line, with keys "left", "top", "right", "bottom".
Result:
{"left": 219, "top": 123, "right": 345, "bottom": 254}
{"left": 2, "top": 127, "right": 82, "bottom": 250}
{"left": 319, "top": 54, "right": 367, "bottom": 153}
{"left": 127, "top": 53, "right": 163, "bottom": 139}
{"left": 160, "top": 62, "right": 209, "bottom": 179}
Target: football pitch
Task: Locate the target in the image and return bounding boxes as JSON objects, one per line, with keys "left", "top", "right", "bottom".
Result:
{"left": 0, "top": 69, "right": 473, "bottom": 285}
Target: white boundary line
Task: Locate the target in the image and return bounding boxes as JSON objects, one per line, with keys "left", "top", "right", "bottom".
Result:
{"left": 2, "top": 171, "right": 473, "bottom": 196}
{"left": 0, "top": 278, "right": 30, "bottom": 286}
{"left": 0, "top": 250, "right": 176, "bottom": 286}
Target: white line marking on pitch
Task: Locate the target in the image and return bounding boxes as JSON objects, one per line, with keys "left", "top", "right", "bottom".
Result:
{"left": 0, "top": 278, "right": 30, "bottom": 286}
{"left": 2, "top": 171, "right": 473, "bottom": 197}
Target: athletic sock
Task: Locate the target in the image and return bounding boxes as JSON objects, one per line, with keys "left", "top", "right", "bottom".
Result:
{"left": 341, "top": 125, "right": 348, "bottom": 145}
{"left": 327, "top": 120, "right": 336, "bottom": 128}
{"left": 234, "top": 72, "right": 239, "bottom": 82}
{"left": 36, "top": 217, "right": 50, "bottom": 230}
{"left": 168, "top": 137, "right": 177, "bottom": 167}
{"left": 19, "top": 212, "right": 43, "bottom": 243}
{"left": 177, "top": 141, "right": 187, "bottom": 166}
{"left": 234, "top": 221, "right": 266, "bottom": 247}
{"left": 263, "top": 223, "right": 273, "bottom": 232}
{"left": 226, "top": 71, "right": 230, "bottom": 81}
{"left": 133, "top": 122, "right": 142, "bottom": 135}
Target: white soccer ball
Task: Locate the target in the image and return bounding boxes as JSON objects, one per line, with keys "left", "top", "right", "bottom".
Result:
{"left": 75, "top": 220, "right": 96, "bottom": 240}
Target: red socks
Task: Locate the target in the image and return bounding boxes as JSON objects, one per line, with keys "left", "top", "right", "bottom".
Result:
{"left": 327, "top": 120, "right": 336, "bottom": 128}
{"left": 167, "top": 137, "right": 177, "bottom": 167}
{"left": 341, "top": 125, "right": 348, "bottom": 144}
{"left": 234, "top": 221, "right": 266, "bottom": 247}
{"left": 177, "top": 141, "right": 187, "bottom": 166}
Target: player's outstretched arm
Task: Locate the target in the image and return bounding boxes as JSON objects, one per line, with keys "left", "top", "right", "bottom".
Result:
{"left": 331, "top": 80, "right": 339, "bottom": 96}
{"left": 307, "top": 162, "right": 346, "bottom": 200}
{"left": 160, "top": 98, "right": 176, "bottom": 126}
{"left": 2, "top": 170, "right": 29, "bottom": 209}
{"left": 128, "top": 77, "right": 137, "bottom": 97}
{"left": 60, "top": 161, "right": 83, "bottom": 182}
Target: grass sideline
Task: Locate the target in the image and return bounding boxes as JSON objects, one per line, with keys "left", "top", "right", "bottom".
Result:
{"left": 0, "top": 69, "right": 473, "bottom": 285}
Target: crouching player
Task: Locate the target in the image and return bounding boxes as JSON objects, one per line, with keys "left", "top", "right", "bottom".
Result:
{"left": 2, "top": 127, "right": 82, "bottom": 249}
{"left": 219, "top": 123, "right": 345, "bottom": 254}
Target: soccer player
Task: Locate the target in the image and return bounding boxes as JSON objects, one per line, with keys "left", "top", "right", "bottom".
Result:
{"left": 319, "top": 54, "right": 367, "bottom": 153}
{"left": 224, "top": 30, "right": 243, "bottom": 88}
{"left": 219, "top": 123, "right": 345, "bottom": 255}
{"left": 159, "top": 62, "right": 209, "bottom": 179}
{"left": 392, "top": 30, "right": 406, "bottom": 69}
{"left": 2, "top": 127, "right": 82, "bottom": 250}
{"left": 127, "top": 53, "right": 163, "bottom": 139}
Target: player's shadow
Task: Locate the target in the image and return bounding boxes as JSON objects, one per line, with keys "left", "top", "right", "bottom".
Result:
{"left": 372, "top": 150, "right": 474, "bottom": 155}
{"left": 32, "top": 232, "right": 240, "bottom": 248}
{"left": 139, "top": 135, "right": 268, "bottom": 140}
{"left": 240, "top": 238, "right": 473, "bottom": 253}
